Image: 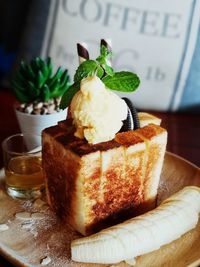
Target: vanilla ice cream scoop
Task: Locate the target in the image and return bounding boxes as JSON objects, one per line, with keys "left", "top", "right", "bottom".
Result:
{"left": 70, "top": 76, "right": 127, "bottom": 144}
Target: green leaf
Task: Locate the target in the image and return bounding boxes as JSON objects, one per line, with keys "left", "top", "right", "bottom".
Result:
{"left": 15, "top": 71, "right": 27, "bottom": 86}
{"left": 47, "top": 68, "right": 62, "bottom": 88}
{"left": 27, "top": 81, "right": 40, "bottom": 99}
{"left": 51, "top": 84, "right": 67, "bottom": 99}
{"left": 60, "top": 82, "right": 80, "bottom": 109}
{"left": 49, "top": 78, "right": 63, "bottom": 93}
{"left": 19, "top": 62, "right": 32, "bottom": 80}
{"left": 100, "top": 45, "right": 111, "bottom": 58}
{"left": 38, "top": 71, "right": 46, "bottom": 88}
{"left": 49, "top": 83, "right": 62, "bottom": 97}
{"left": 74, "top": 60, "right": 102, "bottom": 82}
{"left": 35, "top": 57, "right": 43, "bottom": 69}
{"left": 12, "top": 81, "right": 31, "bottom": 102}
{"left": 104, "top": 65, "right": 114, "bottom": 77}
{"left": 54, "top": 67, "right": 63, "bottom": 80}
{"left": 102, "top": 71, "right": 140, "bottom": 92}
{"left": 60, "top": 70, "right": 68, "bottom": 86}
{"left": 31, "top": 58, "right": 40, "bottom": 73}
{"left": 96, "top": 55, "right": 106, "bottom": 65}
{"left": 26, "top": 65, "right": 35, "bottom": 81}
{"left": 11, "top": 80, "right": 25, "bottom": 93}
{"left": 59, "top": 71, "right": 70, "bottom": 90}
{"left": 96, "top": 65, "right": 104, "bottom": 79}
{"left": 96, "top": 45, "right": 112, "bottom": 65}
{"left": 47, "top": 57, "right": 52, "bottom": 77}
{"left": 57, "top": 84, "right": 69, "bottom": 95}
{"left": 41, "top": 63, "right": 49, "bottom": 79}
{"left": 27, "top": 81, "right": 35, "bottom": 90}
{"left": 41, "top": 84, "right": 51, "bottom": 102}
{"left": 14, "top": 90, "right": 31, "bottom": 103}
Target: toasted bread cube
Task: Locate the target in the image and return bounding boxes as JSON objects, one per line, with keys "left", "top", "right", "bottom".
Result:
{"left": 42, "top": 116, "right": 167, "bottom": 236}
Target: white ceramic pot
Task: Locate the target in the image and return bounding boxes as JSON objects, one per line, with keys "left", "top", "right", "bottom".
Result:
{"left": 15, "top": 108, "right": 67, "bottom": 145}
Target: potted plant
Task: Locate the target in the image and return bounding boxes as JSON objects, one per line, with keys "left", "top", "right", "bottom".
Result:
{"left": 12, "top": 57, "right": 70, "bottom": 145}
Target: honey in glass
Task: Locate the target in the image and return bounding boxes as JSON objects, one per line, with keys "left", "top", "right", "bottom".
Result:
{"left": 5, "top": 156, "right": 43, "bottom": 190}
{"left": 2, "top": 133, "right": 44, "bottom": 199}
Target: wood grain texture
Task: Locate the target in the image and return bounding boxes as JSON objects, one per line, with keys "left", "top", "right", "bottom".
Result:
{"left": 0, "top": 152, "right": 199, "bottom": 267}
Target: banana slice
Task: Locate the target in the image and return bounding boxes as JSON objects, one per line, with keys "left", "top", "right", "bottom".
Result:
{"left": 71, "top": 186, "right": 200, "bottom": 264}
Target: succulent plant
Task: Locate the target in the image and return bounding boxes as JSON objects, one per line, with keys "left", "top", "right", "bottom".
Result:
{"left": 12, "top": 57, "right": 70, "bottom": 103}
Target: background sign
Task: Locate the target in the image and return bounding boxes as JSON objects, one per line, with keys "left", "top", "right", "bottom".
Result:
{"left": 34, "top": 0, "right": 200, "bottom": 111}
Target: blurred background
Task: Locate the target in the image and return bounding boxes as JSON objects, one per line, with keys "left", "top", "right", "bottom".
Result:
{"left": 0, "top": 0, "right": 31, "bottom": 88}
{"left": 1, "top": 0, "right": 200, "bottom": 112}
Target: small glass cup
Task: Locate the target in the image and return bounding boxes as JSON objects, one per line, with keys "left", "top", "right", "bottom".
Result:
{"left": 2, "top": 133, "right": 44, "bottom": 199}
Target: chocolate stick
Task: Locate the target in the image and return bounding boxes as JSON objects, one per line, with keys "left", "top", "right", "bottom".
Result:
{"left": 77, "top": 43, "right": 89, "bottom": 64}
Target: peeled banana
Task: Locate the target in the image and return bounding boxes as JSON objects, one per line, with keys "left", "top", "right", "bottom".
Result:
{"left": 71, "top": 186, "right": 200, "bottom": 264}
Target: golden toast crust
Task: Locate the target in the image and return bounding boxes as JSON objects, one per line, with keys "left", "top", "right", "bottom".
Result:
{"left": 42, "top": 119, "right": 167, "bottom": 235}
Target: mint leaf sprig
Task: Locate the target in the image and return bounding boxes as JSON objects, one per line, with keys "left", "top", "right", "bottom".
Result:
{"left": 74, "top": 60, "right": 104, "bottom": 82}
{"left": 60, "top": 45, "right": 140, "bottom": 109}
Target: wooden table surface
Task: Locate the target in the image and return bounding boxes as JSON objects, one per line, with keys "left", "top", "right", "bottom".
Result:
{"left": 0, "top": 89, "right": 200, "bottom": 266}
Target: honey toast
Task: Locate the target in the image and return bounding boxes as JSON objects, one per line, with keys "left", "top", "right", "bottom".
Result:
{"left": 42, "top": 115, "right": 167, "bottom": 236}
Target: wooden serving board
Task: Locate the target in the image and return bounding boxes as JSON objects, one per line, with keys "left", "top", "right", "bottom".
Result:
{"left": 0, "top": 152, "right": 200, "bottom": 267}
